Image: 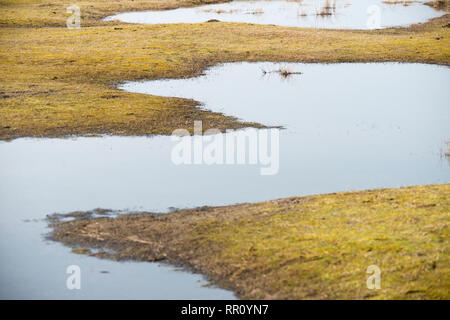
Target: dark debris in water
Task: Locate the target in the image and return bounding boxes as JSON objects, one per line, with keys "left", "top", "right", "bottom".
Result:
{"left": 71, "top": 248, "right": 92, "bottom": 255}
{"left": 46, "top": 208, "right": 117, "bottom": 223}
{"left": 22, "top": 218, "right": 41, "bottom": 223}
{"left": 261, "top": 67, "right": 303, "bottom": 78}
{"left": 44, "top": 208, "right": 163, "bottom": 262}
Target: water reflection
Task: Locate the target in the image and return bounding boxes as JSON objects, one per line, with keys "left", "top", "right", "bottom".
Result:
{"left": 1, "top": 63, "right": 448, "bottom": 299}
{"left": 444, "top": 140, "right": 450, "bottom": 167}
{"left": 104, "top": 0, "right": 446, "bottom": 29}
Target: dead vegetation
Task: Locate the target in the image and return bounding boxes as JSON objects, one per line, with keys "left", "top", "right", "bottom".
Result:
{"left": 425, "top": 0, "right": 450, "bottom": 11}
{"left": 261, "top": 66, "right": 303, "bottom": 78}
{"left": 383, "top": 0, "right": 420, "bottom": 7}
{"left": 0, "top": 0, "right": 231, "bottom": 28}
{"left": 316, "top": 0, "right": 336, "bottom": 16}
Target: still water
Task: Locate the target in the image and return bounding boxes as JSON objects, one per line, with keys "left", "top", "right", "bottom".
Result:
{"left": 0, "top": 63, "right": 448, "bottom": 299}
{"left": 104, "top": 0, "right": 446, "bottom": 29}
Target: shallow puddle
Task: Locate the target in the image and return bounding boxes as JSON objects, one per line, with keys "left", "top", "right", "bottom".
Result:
{"left": 121, "top": 63, "right": 450, "bottom": 193}
{"left": 104, "top": 0, "right": 446, "bottom": 29}
{"left": 0, "top": 63, "right": 449, "bottom": 298}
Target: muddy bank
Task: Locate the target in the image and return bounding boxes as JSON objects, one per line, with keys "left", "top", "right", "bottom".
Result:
{"left": 48, "top": 184, "right": 450, "bottom": 299}
{"left": 425, "top": 0, "right": 450, "bottom": 11}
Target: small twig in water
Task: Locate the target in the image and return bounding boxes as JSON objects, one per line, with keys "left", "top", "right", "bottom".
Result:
{"left": 261, "top": 67, "right": 302, "bottom": 78}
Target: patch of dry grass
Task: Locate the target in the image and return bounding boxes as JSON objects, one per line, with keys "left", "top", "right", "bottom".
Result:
{"left": 1, "top": 15, "right": 449, "bottom": 140}
{"left": 383, "top": 0, "right": 420, "bottom": 7}
{"left": 0, "top": 1, "right": 449, "bottom": 140}
{"left": 0, "top": 0, "right": 229, "bottom": 27}
{"left": 48, "top": 184, "right": 450, "bottom": 299}
{"left": 425, "top": 0, "right": 450, "bottom": 11}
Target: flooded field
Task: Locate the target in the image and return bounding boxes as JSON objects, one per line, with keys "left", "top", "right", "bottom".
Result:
{"left": 0, "top": 137, "right": 236, "bottom": 299}
{"left": 104, "top": 0, "right": 446, "bottom": 29}
{"left": 122, "top": 62, "right": 450, "bottom": 194}
{"left": 1, "top": 62, "right": 449, "bottom": 299}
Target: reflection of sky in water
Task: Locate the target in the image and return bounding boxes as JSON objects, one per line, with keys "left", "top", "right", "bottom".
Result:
{"left": 122, "top": 62, "right": 450, "bottom": 197}
{"left": 1, "top": 63, "right": 449, "bottom": 299}
{"left": 105, "top": 0, "right": 446, "bottom": 29}
{"left": 0, "top": 209, "right": 234, "bottom": 300}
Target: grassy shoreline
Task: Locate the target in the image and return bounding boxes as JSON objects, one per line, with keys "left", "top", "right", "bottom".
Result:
{"left": 1, "top": 1, "right": 449, "bottom": 141}
{"left": 0, "top": 0, "right": 231, "bottom": 28}
{"left": 3, "top": 1, "right": 449, "bottom": 300}
{"left": 425, "top": 0, "right": 450, "bottom": 11}
{"left": 48, "top": 184, "right": 450, "bottom": 299}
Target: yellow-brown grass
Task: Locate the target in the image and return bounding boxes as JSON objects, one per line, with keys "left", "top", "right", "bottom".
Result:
{"left": 0, "top": 0, "right": 230, "bottom": 27}
{"left": 1, "top": 14, "right": 449, "bottom": 140}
